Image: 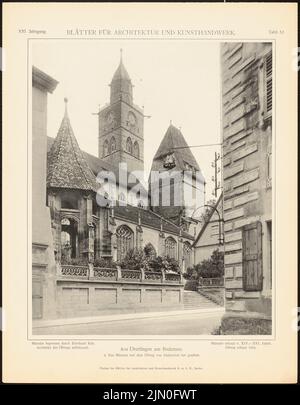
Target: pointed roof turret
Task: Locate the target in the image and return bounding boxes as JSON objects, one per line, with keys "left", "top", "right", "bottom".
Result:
{"left": 110, "top": 49, "right": 133, "bottom": 104}
{"left": 151, "top": 124, "right": 202, "bottom": 176}
{"left": 47, "top": 98, "right": 97, "bottom": 191}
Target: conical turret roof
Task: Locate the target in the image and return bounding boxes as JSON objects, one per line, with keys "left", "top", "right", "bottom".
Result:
{"left": 47, "top": 98, "right": 97, "bottom": 191}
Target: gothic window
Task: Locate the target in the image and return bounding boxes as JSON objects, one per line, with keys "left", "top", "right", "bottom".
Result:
{"left": 110, "top": 136, "right": 116, "bottom": 153}
{"left": 118, "top": 192, "right": 126, "bottom": 202}
{"left": 165, "top": 236, "right": 177, "bottom": 260}
{"left": 126, "top": 137, "right": 133, "bottom": 154}
{"left": 133, "top": 141, "right": 139, "bottom": 158}
{"left": 116, "top": 225, "right": 134, "bottom": 261}
{"left": 103, "top": 140, "right": 109, "bottom": 157}
{"left": 183, "top": 241, "right": 192, "bottom": 270}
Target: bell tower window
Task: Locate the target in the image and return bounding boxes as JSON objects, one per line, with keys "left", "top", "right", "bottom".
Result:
{"left": 126, "top": 137, "right": 133, "bottom": 154}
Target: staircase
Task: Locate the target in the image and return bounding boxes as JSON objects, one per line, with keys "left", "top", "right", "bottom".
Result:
{"left": 183, "top": 291, "right": 220, "bottom": 310}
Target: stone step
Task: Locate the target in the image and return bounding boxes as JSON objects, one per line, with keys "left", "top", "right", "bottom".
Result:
{"left": 183, "top": 291, "right": 219, "bottom": 310}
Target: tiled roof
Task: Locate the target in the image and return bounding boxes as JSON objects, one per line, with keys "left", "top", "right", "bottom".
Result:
{"left": 47, "top": 137, "right": 148, "bottom": 196}
{"left": 114, "top": 204, "right": 194, "bottom": 240}
{"left": 151, "top": 124, "right": 205, "bottom": 183}
{"left": 47, "top": 100, "right": 97, "bottom": 191}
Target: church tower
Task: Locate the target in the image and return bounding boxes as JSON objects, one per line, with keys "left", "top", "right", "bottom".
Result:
{"left": 98, "top": 51, "right": 144, "bottom": 174}
{"left": 149, "top": 124, "right": 206, "bottom": 227}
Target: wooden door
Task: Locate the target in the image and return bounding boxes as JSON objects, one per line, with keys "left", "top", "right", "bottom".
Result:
{"left": 242, "top": 221, "right": 263, "bottom": 291}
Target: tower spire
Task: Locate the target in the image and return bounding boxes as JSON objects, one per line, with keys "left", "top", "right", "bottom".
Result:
{"left": 110, "top": 51, "right": 133, "bottom": 104}
{"left": 64, "top": 97, "right": 68, "bottom": 117}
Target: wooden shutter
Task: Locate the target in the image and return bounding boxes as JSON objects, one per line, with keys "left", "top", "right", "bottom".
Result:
{"left": 265, "top": 52, "right": 272, "bottom": 116}
{"left": 242, "top": 221, "right": 263, "bottom": 291}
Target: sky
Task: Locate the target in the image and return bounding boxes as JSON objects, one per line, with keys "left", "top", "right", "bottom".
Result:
{"left": 32, "top": 40, "right": 221, "bottom": 201}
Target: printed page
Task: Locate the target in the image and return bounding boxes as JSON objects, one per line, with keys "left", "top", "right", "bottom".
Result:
{"left": 2, "top": 2, "right": 298, "bottom": 383}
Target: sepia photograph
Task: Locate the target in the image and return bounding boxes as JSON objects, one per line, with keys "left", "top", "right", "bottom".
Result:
{"left": 31, "top": 40, "right": 273, "bottom": 336}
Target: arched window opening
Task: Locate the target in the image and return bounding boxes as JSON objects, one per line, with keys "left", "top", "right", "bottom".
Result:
{"left": 103, "top": 140, "right": 109, "bottom": 157}
{"left": 118, "top": 192, "right": 126, "bottom": 202}
{"left": 165, "top": 236, "right": 177, "bottom": 260}
{"left": 116, "top": 225, "right": 134, "bottom": 261}
{"left": 133, "top": 141, "right": 139, "bottom": 159}
{"left": 61, "top": 217, "right": 78, "bottom": 261}
{"left": 110, "top": 136, "right": 116, "bottom": 153}
{"left": 126, "top": 137, "right": 133, "bottom": 154}
{"left": 183, "top": 241, "right": 192, "bottom": 270}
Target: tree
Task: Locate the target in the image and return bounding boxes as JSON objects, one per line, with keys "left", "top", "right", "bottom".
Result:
{"left": 184, "top": 249, "right": 224, "bottom": 280}
{"left": 119, "top": 248, "right": 181, "bottom": 273}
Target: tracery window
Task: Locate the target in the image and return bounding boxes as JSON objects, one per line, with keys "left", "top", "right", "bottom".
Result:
{"left": 165, "top": 236, "right": 177, "bottom": 260}
{"left": 183, "top": 241, "right": 192, "bottom": 269}
{"left": 103, "top": 140, "right": 109, "bottom": 157}
{"left": 116, "top": 225, "right": 134, "bottom": 261}
{"left": 110, "top": 136, "right": 116, "bottom": 153}
{"left": 126, "top": 137, "right": 133, "bottom": 154}
{"left": 133, "top": 141, "right": 139, "bottom": 158}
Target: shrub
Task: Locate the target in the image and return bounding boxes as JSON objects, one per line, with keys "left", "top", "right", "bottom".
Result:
{"left": 184, "top": 279, "right": 199, "bottom": 291}
{"left": 185, "top": 249, "right": 224, "bottom": 280}
{"left": 94, "top": 257, "right": 117, "bottom": 269}
{"left": 118, "top": 249, "right": 181, "bottom": 273}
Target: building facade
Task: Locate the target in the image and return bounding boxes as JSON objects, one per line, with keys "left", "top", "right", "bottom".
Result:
{"left": 220, "top": 42, "right": 272, "bottom": 333}
{"left": 32, "top": 67, "right": 58, "bottom": 319}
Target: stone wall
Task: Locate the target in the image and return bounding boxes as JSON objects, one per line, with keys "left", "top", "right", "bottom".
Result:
{"left": 32, "top": 68, "right": 58, "bottom": 320}
{"left": 56, "top": 279, "right": 184, "bottom": 318}
{"left": 221, "top": 42, "right": 272, "bottom": 321}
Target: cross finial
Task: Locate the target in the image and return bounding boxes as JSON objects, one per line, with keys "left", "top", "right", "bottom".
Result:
{"left": 170, "top": 120, "right": 172, "bottom": 125}
{"left": 64, "top": 97, "right": 68, "bottom": 117}
{"left": 120, "top": 48, "right": 123, "bottom": 62}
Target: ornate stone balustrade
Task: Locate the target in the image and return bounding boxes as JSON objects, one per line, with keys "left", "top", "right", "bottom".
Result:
{"left": 165, "top": 273, "right": 181, "bottom": 283}
{"left": 198, "top": 277, "right": 224, "bottom": 288}
{"left": 60, "top": 265, "right": 89, "bottom": 278}
{"left": 144, "top": 271, "right": 162, "bottom": 283}
{"left": 58, "top": 264, "right": 183, "bottom": 285}
{"left": 120, "top": 269, "right": 141, "bottom": 281}
{"left": 93, "top": 267, "right": 118, "bottom": 281}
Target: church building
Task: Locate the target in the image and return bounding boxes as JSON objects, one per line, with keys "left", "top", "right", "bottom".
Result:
{"left": 33, "top": 54, "right": 206, "bottom": 320}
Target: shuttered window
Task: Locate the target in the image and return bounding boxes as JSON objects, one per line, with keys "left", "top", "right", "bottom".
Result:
{"left": 264, "top": 52, "right": 272, "bottom": 117}
{"left": 242, "top": 221, "right": 263, "bottom": 291}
